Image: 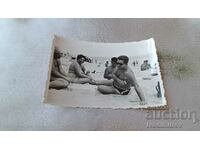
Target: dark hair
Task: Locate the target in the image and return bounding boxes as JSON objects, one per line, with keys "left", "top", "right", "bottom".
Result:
{"left": 54, "top": 48, "right": 61, "bottom": 58}
{"left": 118, "top": 55, "right": 129, "bottom": 64}
{"left": 111, "top": 57, "right": 117, "bottom": 63}
{"left": 77, "top": 54, "right": 86, "bottom": 61}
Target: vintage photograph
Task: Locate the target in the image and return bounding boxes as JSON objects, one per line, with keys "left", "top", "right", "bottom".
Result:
{"left": 45, "top": 35, "right": 166, "bottom": 109}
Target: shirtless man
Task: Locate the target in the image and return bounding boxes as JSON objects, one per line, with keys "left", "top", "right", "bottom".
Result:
{"left": 67, "top": 54, "right": 94, "bottom": 84}
{"left": 97, "top": 55, "right": 146, "bottom": 105}
{"left": 104, "top": 57, "right": 117, "bottom": 80}
{"left": 49, "top": 48, "right": 70, "bottom": 90}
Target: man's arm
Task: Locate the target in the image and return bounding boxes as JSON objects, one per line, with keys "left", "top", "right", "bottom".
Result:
{"left": 51, "top": 63, "right": 69, "bottom": 81}
{"left": 112, "top": 74, "right": 127, "bottom": 86}
{"left": 57, "top": 59, "right": 68, "bottom": 76}
{"left": 81, "top": 65, "right": 86, "bottom": 74}
{"left": 81, "top": 65, "right": 90, "bottom": 75}
{"left": 128, "top": 72, "right": 146, "bottom": 103}
{"left": 104, "top": 68, "right": 112, "bottom": 79}
{"left": 59, "top": 66, "right": 68, "bottom": 76}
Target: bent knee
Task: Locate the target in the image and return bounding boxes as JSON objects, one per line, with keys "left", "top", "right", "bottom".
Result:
{"left": 64, "top": 80, "right": 69, "bottom": 84}
{"left": 97, "top": 85, "right": 106, "bottom": 93}
{"left": 63, "top": 80, "right": 70, "bottom": 87}
{"left": 97, "top": 85, "right": 103, "bottom": 90}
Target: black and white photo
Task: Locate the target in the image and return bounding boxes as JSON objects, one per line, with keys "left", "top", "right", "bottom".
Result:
{"left": 46, "top": 35, "right": 166, "bottom": 109}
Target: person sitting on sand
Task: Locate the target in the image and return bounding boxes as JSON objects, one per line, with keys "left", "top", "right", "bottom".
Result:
{"left": 97, "top": 55, "right": 146, "bottom": 105}
{"left": 67, "top": 54, "right": 94, "bottom": 84}
{"left": 49, "top": 48, "right": 70, "bottom": 90}
{"left": 104, "top": 57, "right": 117, "bottom": 80}
{"left": 105, "top": 61, "right": 109, "bottom": 67}
{"left": 141, "top": 60, "right": 151, "bottom": 71}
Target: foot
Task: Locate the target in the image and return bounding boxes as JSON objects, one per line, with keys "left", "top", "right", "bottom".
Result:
{"left": 89, "top": 80, "right": 98, "bottom": 85}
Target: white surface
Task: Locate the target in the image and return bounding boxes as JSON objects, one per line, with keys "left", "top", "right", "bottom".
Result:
{"left": 0, "top": 19, "right": 200, "bottom": 130}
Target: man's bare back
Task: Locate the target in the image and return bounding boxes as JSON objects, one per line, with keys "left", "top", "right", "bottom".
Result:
{"left": 49, "top": 56, "right": 69, "bottom": 90}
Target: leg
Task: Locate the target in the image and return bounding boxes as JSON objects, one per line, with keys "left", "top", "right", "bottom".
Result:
{"left": 90, "top": 79, "right": 113, "bottom": 86}
{"left": 49, "top": 78, "right": 69, "bottom": 90}
{"left": 72, "top": 78, "right": 92, "bottom": 84}
{"left": 97, "top": 85, "right": 120, "bottom": 94}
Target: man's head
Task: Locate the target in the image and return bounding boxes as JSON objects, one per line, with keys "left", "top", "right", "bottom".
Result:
{"left": 77, "top": 54, "right": 86, "bottom": 64}
{"left": 111, "top": 57, "right": 117, "bottom": 67}
{"left": 117, "top": 55, "right": 129, "bottom": 70}
{"left": 54, "top": 47, "right": 62, "bottom": 59}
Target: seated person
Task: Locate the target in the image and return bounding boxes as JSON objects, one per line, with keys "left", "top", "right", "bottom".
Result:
{"left": 141, "top": 60, "right": 151, "bottom": 71}
{"left": 97, "top": 55, "right": 146, "bottom": 105}
{"left": 49, "top": 48, "right": 70, "bottom": 90}
{"left": 67, "top": 54, "right": 94, "bottom": 84}
{"left": 104, "top": 57, "right": 117, "bottom": 80}
{"left": 105, "top": 61, "right": 109, "bottom": 67}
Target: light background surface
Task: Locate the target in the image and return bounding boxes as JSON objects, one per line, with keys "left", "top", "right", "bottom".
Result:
{"left": 0, "top": 18, "right": 200, "bottom": 130}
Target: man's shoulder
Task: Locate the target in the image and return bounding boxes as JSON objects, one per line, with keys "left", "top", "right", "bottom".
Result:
{"left": 126, "top": 67, "right": 133, "bottom": 73}
{"left": 125, "top": 67, "right": 134, "bottom": 76}
{"left": 53, "top": 58, "right": 61, "bottom": 67}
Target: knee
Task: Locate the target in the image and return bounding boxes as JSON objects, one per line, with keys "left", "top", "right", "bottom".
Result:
{"left": 58, "top": 79, "right": 69, "bottom": 88}
{"left": 97, "top": 85, "right": 102, "bottom": 90}
{"left": 97, "top": 85, "right": 104, "bottom": 93}
{"left": 63, "top": 80, "right": 70, "bottom": 87}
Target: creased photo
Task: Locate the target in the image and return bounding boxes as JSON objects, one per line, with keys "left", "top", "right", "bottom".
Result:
{"left": 45, "top": 35, "right": 167, "bottom": 109}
